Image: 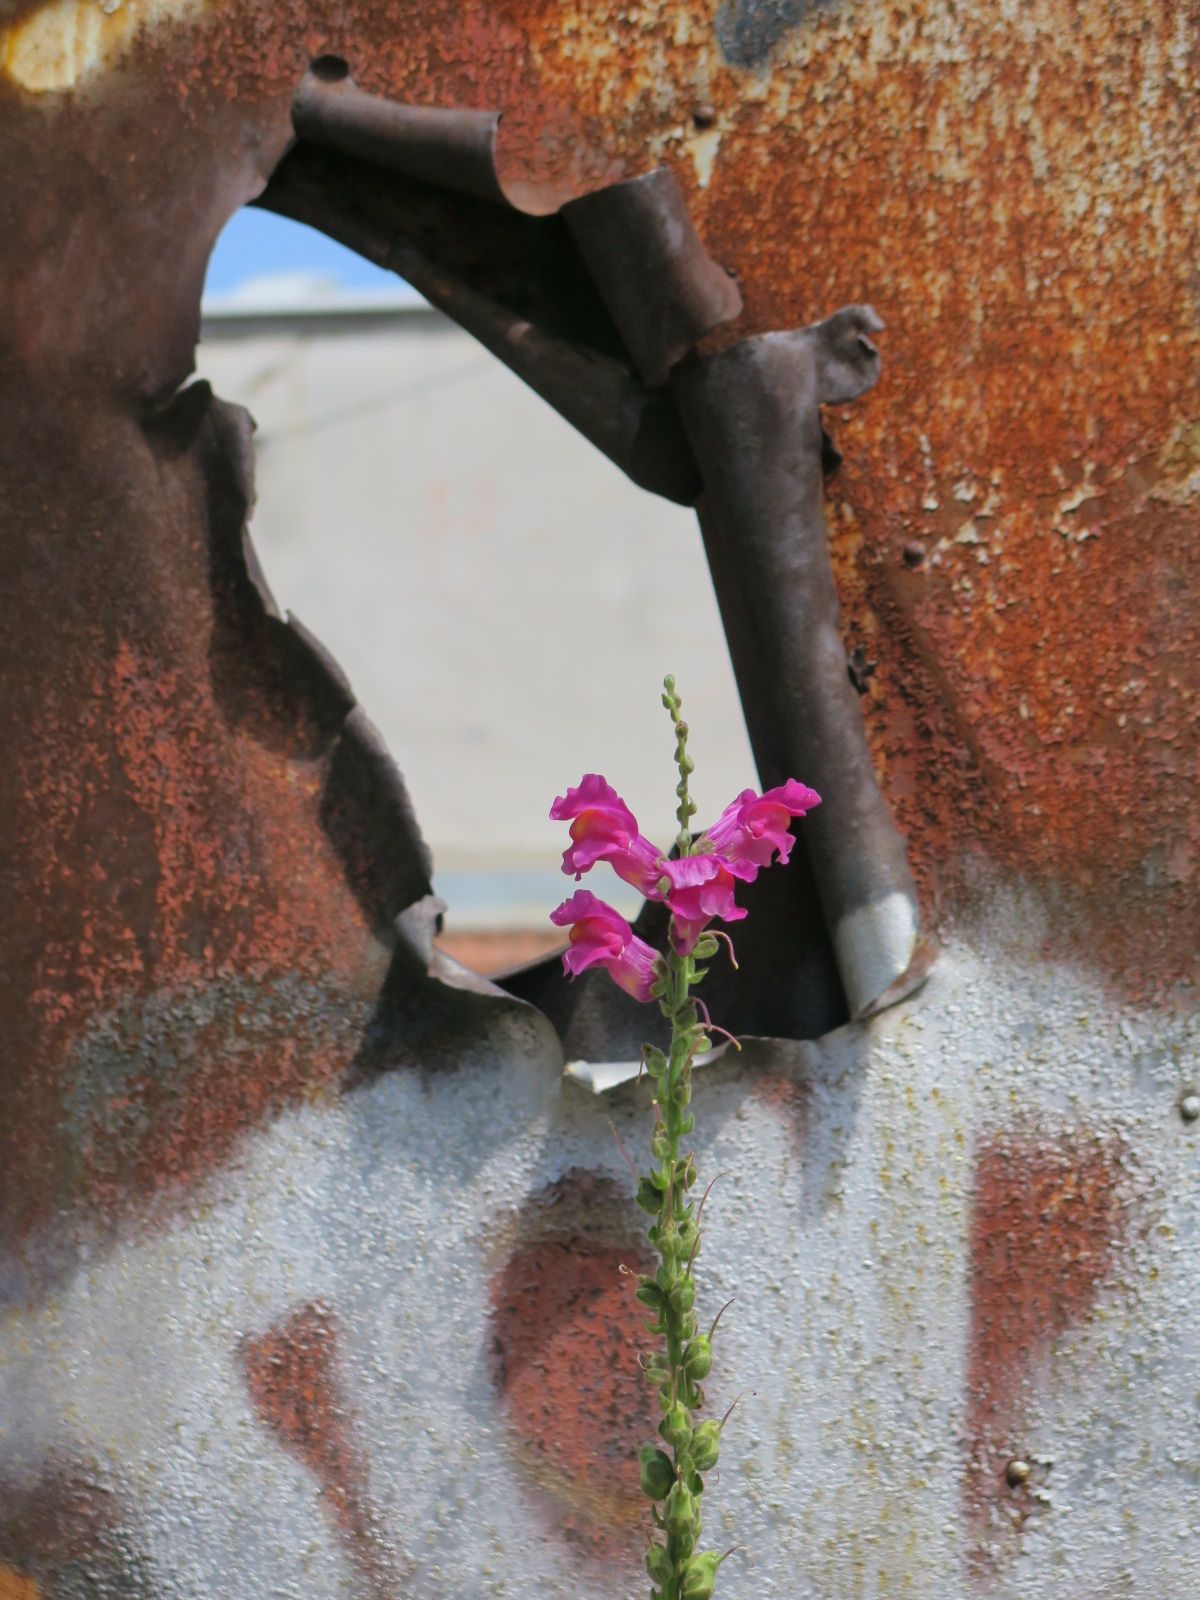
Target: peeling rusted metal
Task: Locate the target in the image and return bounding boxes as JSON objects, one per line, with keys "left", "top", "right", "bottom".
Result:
{"left": 1, "top": 3, "right": 1196, "bottom": 1595}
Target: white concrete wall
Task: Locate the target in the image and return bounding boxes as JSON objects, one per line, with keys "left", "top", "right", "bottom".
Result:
{"left": 196, "top": 309, "right": 756, "bottom": 928}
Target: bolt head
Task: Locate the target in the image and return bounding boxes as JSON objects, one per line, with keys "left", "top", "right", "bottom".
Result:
{"left": 1180, "top": 1093, "right": 1200, "bottom": 1124}
{"left": 1005, "top": 1458, "right": 1032, "bottom": 1489}
{"left": 902, "top": 540, "right": 926, "bottom": 568}
{"left": 692, "top": 104, "right": 716, "bottom": 129}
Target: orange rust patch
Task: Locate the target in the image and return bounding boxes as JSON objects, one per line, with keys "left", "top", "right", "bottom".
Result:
{"left": 0, "top": 388, "right": 387, "bottom": 1243}
{"left": 0, "top": 1567, "right": 43, "bottom": 1600}
{"left": 490, "top": 1231, "right": 657, "bottom": 1556}
{"left": 241, "top": 1302, "right": 396, "bottom": 1594}
{"left": 966, "top": 1130, "right": 1126, "bottom": 1559}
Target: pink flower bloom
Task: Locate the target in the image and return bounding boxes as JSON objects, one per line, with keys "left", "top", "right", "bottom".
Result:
{"left": 550, "top": 774, "right": 667, "bottom": 897}
{"left": 550, "top": 890, "right": 660, "bottom": 1002}
{"left": 700, "top": 779, "right": 821, "bottom": 878}
{"left": 660, "top": 855, "right": 748, "bottom": 954}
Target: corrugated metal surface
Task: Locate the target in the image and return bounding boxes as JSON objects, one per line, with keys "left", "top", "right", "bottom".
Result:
{"left": 0, "top": 2, "right": 1195, "bottom": 1595}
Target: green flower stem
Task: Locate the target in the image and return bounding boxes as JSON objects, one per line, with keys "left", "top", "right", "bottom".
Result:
{"left": 633, "top": 679, "right": 729, "bottom": 1600}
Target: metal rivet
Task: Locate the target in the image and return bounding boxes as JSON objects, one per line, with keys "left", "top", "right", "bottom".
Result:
{"left": 902, "top": 540, "right": 926, "bottom": 568}
{"left": 1179, "top": 1093, "right": 1200, "bottom": 1124}
{"left": 692, "top": 104, "right": 716, "bottom": 130}
{"left": 1005, "top": 1458, "right": 1032, "bottom": 1489}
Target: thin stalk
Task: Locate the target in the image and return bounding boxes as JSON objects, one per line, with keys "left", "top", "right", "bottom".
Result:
{"left": 635, "top": 678, "right": 729, "bottom": 1600}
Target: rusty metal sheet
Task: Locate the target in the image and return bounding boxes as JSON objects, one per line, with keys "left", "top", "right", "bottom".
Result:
{"left": 0, "top": 2, "right": 1196, "bottom": 1597}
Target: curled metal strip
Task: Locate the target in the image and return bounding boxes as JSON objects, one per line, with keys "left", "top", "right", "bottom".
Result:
{"left": 260, "top": 147, "right": 702, "bottom": 504}
{"left": 292, "top": 67, "right": 514, "bottom": 210}
{"left": 672, "top": 310, "right": 921, "bottom": 1017}
{"left": 564, "top": 169, "right": 744, "bottom": 387}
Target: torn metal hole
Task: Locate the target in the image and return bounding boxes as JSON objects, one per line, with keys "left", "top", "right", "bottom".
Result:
{"left": 230, "top": 65, "right": 931, "bottom": 1073}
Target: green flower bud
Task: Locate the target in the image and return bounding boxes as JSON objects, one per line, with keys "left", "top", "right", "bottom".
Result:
{"left": 683, "top": 1335, "right": 712, "bottom": 1381}
{"left": 690, "top": 1420, "right": 721, "bottom": 1472}
{"left": 645, "top": 1542, "right": 673, "bottom": 1585}
{"left": 692, "top": 934, "right": 719, "bottom": 959}
{"left": 659, "top": 1401, "right": 692, "bottom": 1451}
{"left": 651, "top": 1131, "right": 671, "bottom": 1160}
{"left": 642, "top": 1353, "right": 669, "bottom": 1384}
{"left": 644, "top": 1047, "right": 667, "bottom": 1078}
{"left": 672, "top": 1077, "right": 693, "bottom": 1107}
{"left": 677, "top": 1153, "right": 697, "bottom": 1189}
{"left": 678, "top": 1112, "right": 696, "bottom": 1136}
{"left": 637, "top": 1178, "right": 664, "bottom": 1214}
{"left": 655, "top": 1260, "right": 680, "bottom": 1294}
{"left": 657, "top": 1223, "right": 684, "bottom": 1264}
{"left": 678, "top": 1219, "right": 698, "bottom": 1257}
{"left": 681, "top": 1551, "right": 725, "bottom": 1600}
{"left": 669, "top": 1275, "right": 696, "bottom": 1314}
{"left": 636, "top": 1278, "right": 666, "bottom": 1309}
{"left": 664, "top": 1478, "right": 697, "bottom": 1534}
{"left": 638, "top": 1446, "right": 676, "bottom": 1501}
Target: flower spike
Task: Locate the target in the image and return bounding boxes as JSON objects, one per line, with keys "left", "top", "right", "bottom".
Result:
{"left": 548, "top": 676, "right": 822, "bottom": 1600}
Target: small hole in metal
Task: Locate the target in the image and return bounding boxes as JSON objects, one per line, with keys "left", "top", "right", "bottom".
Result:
{"left": 311, "top": 55, "right": 350, "bottom": 82}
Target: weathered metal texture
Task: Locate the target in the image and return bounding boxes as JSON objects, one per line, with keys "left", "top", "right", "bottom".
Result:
{"left": 0, "top": 2, "right": 1196, "bottom": 1599}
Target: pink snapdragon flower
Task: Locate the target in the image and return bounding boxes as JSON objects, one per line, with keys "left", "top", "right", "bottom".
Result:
{"left": 550, "top": 775, "right": 667, "bottom": 897}
{"left": 659, "top": 855, "right": 746, "bottom": 955}
{"left": 550, "top": 890, "right": 661, "bottom": 1002}
{"left": 549, "top": 771, "right": 821, "bottom": 977}
{"left": 700, "top": 780, "right": 821, "bottom": 878}
{"left": 656, "top": 780, "right": 820, "bottom": 951}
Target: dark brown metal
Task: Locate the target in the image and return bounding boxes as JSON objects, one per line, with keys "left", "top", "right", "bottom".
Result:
{"left": 292, "top": 65, "right": 514, "bottom": 210}
{"left": 260, "top": 145, "right": 703, "bottom": 504}
{"left": 563, "top": 169, "right": 744, "bottom": 387}
{"left": 672, "top": 310, "right": 921, "bottom": 1017}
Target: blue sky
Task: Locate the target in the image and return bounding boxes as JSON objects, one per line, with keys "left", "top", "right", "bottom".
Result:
{"left": 205, "top": 207, "right": 397, "bottom": 296}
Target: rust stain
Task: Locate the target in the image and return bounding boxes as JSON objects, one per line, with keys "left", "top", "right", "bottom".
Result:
{"left": 241, "top": 1301, "right": 397, "bottom": 1595}
{"left": 489, "top": 1172, "right": 656, "bottom": 1556}
{"left": 0, "top": 1568, "right": 43, "bottom": 1600}
{"left": 966, "top": 1129, "right": 1127, "bottom": 1560}
{"left": 0, "top": 1467, "right": 127, "bottom": 1594}
{"left": 754, "top": 1073, "right": 811, "bottom": 1149}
